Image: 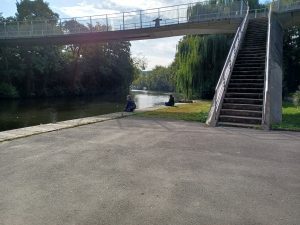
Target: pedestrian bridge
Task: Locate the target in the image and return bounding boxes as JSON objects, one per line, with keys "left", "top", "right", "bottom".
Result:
{"left": 0, "top": 0, "right": 299, "bottom": 46}
{"left": 0, "top": 0, "right": 263, "bottom": 46}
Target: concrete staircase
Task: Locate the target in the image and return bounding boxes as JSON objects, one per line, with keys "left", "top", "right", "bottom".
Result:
{"left": 218, "top": 18, "right": 268, "bottom": 128}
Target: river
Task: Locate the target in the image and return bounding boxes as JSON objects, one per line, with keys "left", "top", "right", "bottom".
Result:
{"left": 0, "top": 90, "right": 170, "bottom": 132}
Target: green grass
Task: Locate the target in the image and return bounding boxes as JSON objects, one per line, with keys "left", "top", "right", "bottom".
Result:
{"left": 135, "top": 101, "right": 211, "bottom": 122}
{"left": 272, "top": 102, "right": 300, "bottom": 131}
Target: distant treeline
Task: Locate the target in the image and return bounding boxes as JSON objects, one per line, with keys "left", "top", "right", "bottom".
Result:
{"left": 0, "top": 0, "right": 135, "bottom": 98}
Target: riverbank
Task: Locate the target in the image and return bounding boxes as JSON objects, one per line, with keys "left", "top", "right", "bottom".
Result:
{"left": 0, "top": 112, "right": 134, "bottom": 142}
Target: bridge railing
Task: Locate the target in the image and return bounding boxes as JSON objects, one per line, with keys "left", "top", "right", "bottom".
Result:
{"left": 248, "top": 8, "right": 269, "bottom": 18}
{"left": 0, "top": 0, "right": 247, "bottom": 39}
{"left": 206, "top": 5, "right": 250, "bottom": 126}
{"left": 272, "top": 0, "right": 300, "bottom": 12}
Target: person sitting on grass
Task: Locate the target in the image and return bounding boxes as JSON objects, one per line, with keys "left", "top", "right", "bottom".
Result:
{"left": 124, "top": 95, "right": 136, "bottom": 112}
{"left": 165, "top": 94, "right": 175, "bottom": 106}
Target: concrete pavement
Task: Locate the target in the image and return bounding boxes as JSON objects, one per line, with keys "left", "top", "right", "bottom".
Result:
{"left": 0, "top": 117, "right": 299, "bottom": 225}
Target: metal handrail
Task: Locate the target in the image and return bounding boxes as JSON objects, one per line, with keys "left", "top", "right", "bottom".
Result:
{"left": 272, "top": 0, "right": 300, "bottom": 12}
{"left": 206, "top": 5, "right": 249, "bottom": 126}
{"left": 262, "top": 4, "right": 272, "bottom": 129}
{"left": 0, "top": 0, "right": 247, "bottom": 39}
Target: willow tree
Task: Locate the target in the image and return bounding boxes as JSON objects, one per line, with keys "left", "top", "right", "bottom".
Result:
{"left": 174, "top": 34, "right": 232, "bottom": 99}
{"left": 173, "top": 0, "right": 236, "bottom": 100}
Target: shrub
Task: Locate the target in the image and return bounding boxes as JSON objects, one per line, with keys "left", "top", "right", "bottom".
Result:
{"left": 0, "top": 82, "right": 19, "bottom": 98}
{"left": 293, "top": 89, "right": 300, "bottom": 107}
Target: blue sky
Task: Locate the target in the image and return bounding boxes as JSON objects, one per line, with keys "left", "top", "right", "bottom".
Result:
{"left": 1, "top": 0, "right": 191, "bottom": 70}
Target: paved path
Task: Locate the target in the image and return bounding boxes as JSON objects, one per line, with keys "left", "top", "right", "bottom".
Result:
{"left": 0, "top": 117, "right": 299, "bottom": 225}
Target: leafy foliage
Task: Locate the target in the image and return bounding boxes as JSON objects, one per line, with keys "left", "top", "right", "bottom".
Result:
{"left": 133, "top": 66, "right": 175, "bottom": 92}
{"left": 174, "top": 34, "right": 232, "bottom": 99}
{"left": 293, "top": 88, "right": 300, "bottom": 107}
{"left": 0, "top": 0, "right": 134, "bottom": 99}
{"left": 283, "top": 26, "right": 300, "bottom": 96}
{"left": 0, "top": 83, "right": 19, "bottom": 98}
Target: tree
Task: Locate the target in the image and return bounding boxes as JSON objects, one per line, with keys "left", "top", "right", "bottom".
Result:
{"left": 283, "top": 26, "right": 300, "bottom": 96}
{"left": 16, "top": 0, "right": 59, "bottom": 21}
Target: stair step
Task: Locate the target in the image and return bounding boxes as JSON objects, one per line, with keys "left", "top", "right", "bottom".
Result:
{"left": 220, "top": 109, "right": 262, "bottom": 117}
{"left": 217, "top": 122, "right": 261, "bottom": 129}
{"left": 234, "top": 63, "right": 265, "bottom": 67}
{"left": 225, "top": 93, "right": 263, "bottom": 99}
{"left": 222, "top": 103, "right": 263, "bottom": 111}
{"left": 223, "top": 98, "right": 263, "bottom": 104}
{"left": 242, "top": 46, "right": 266, "bottom": 50}
{"left": 219, "top": 115, "right": 262, "bottom": 124}
{"left": 245, "top": 36, "right": 267, "bottom": 39}
{"left": 227, "top": 88, "right": 263, "bottom": 93}
{"left": 230, "top": 79, "right": 264, "bottom": 83}
{"left": 245, "top": 38, "right": 266, "bottom": 41}
{"left": 237, "top": 56, "right": 265, "bottom": 59}
{"left": 243, "top": 43, "right": 266, "bottom": 46}
{"left": 235, "top": 60, "right": 265, "bottom": 64}
{"left": 234, "top": 64, "right": 265, "bottom": 67}
{"left": 228, "top": 83, "right": 264, "bottom": 88}
{"left": 244, "top": 41, "right": 266, "bottom": 43}
{"left": 232, "top": 69, "right": 265, "bottom": 75}
{"left": 231, "top": 76, "right": 264, "bottom": 80}
{"left": 243, "top": 44, "right": 266, "bottom": 47}
{"left": 238, "top": 53, "right": 266, "bottom": 57}
{"left": 232, "top": 71, "right": 264, "bottom": 75}
{"left": 239, "top": 50, "right": 266, "bottom": 54}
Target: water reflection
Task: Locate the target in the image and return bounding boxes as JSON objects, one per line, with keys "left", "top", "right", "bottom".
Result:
{"left": 0, "top": 90, "right": 170, "bottom": 131}
{"left": 132, "top": 90, "right": 169, "bottom": 109}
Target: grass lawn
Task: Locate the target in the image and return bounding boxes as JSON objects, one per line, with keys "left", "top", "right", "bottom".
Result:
{"left": 135, "top": 101, "right": 211, "bottom": 123}
{"left": 272, "top": 102, "right": 300, "bottom": 131}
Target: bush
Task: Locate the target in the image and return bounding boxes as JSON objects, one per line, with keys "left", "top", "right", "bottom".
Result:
{"left": 0, "top": 82, "right": 19, "bottom": 98}
{"left": 293, "top": 90, "right": 300, "bottom": 107}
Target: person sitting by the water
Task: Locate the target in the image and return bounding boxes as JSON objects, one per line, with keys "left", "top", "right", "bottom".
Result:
{"left": 124, "top": 95, "right": 136, "bottom": 112}
{"left": 165, "top": 94, "right": 175, "bottom": 106}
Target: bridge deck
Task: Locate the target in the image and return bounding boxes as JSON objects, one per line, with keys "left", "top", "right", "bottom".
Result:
{"left": 0, "top": 19, "right": 242, "bottom": 46}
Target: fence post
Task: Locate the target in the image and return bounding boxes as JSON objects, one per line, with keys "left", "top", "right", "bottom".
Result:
{"left": 123, "top": 12, "right": 125, "bottom": 30}
{"left": 140, "top": 10, "right": 142, "bottom": 28}
{"left": 31, "top": 21, "right": 33, "bottom": 36}
{"left": 255, "top": 9, "right": 257, "bottom": 18}
{"left": 74, "top": 18, "right": 77, "bottom": 33}
{"left": 59, "top": 19, "right": 62, "bottom": 33}
{"left": 177, "top": 6, "right": 180, "bottom": 24}
{"left": 197, "top": 4, "right": 199, "bottom": 21}
{"left": 106, "top": 14, "right": 108, "bottom": 31}
{"left": 45, "top": 20, "right": 48, "bottom": 34}
{"left": 90, "top": 16, "right": 92, "bottom": 30}
{"left": 17, "top": 21, "right": 20, "bottom": 36}
{"left": 4, "top": 22, "right": 7, "bottom": 37}
{"left": 240, "top": 0, "right": 243, "bottom": 16}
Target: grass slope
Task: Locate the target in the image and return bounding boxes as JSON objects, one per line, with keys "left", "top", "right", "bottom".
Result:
{"left": 136, "top": 101, "right": 211, "bottom": 122}
{"left": 272, "top": 102, "right": 300, "bottom": 131}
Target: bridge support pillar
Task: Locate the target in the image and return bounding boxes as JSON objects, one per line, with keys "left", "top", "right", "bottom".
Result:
{"left": 264, "top": 14, "right": 283, "bottom": 129}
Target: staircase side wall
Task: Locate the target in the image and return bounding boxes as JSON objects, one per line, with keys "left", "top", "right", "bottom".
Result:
{"left": 268, "top": 15, "right": 283, "bottom": 124}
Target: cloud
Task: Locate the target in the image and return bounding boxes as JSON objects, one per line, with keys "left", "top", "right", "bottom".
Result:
{"left": 131, "top": 36, "right": 182, "bottom": 70}
{"left": 57, "top": 1, "right": 120, "bottom": 18}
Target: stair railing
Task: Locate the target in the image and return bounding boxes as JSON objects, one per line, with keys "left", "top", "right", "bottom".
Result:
{"left": 262, "top": 4, "right": 272, "bottom": 129}
{"left": 206, "top": 5, "right": 249, "bottom": 126}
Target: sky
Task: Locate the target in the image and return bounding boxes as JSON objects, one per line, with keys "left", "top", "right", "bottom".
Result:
{"left": 0, "top": 0, "right": 191, "bottom": 70}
